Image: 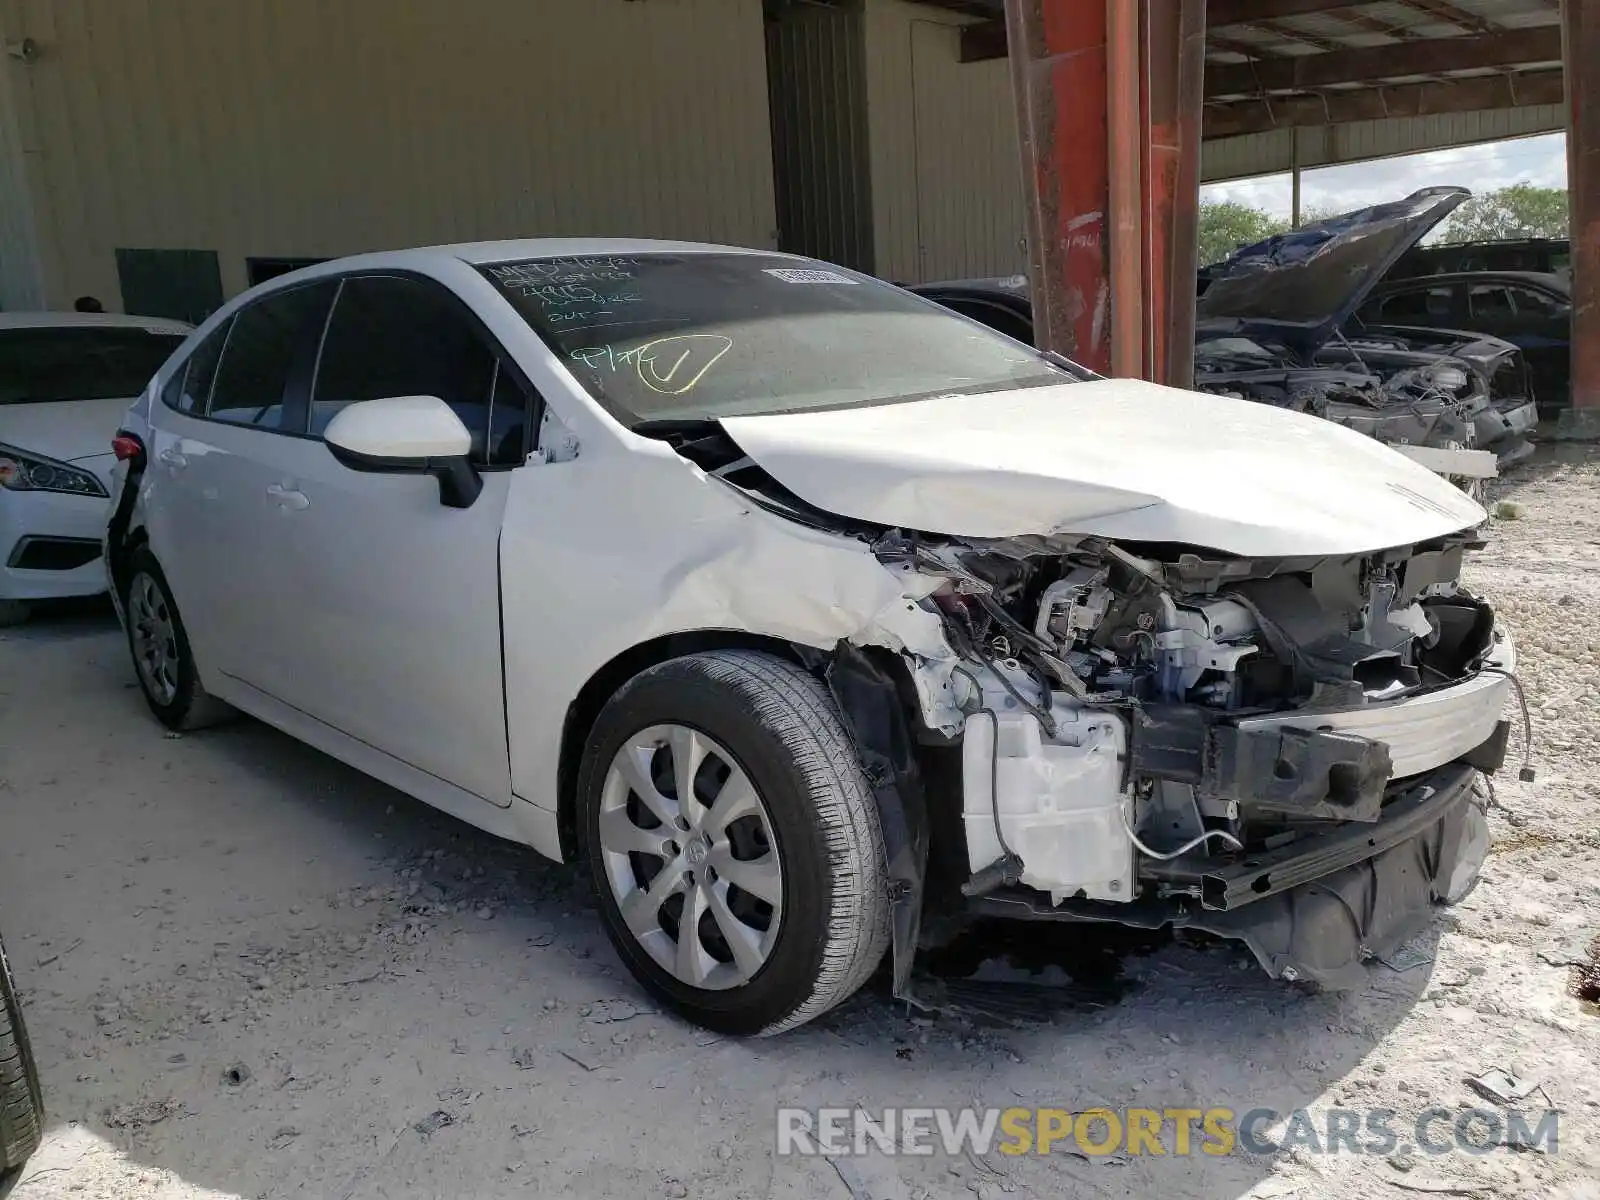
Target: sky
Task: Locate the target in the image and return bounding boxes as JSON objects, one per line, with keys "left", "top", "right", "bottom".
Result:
{"left": 1198, "top": 131, "right": 1567, "bottom": 219}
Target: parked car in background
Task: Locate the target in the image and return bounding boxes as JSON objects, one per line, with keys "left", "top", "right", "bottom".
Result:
{"left": 0, "top": 929, "right": 43, "bottom": 1196}
{"left": 0, "top": 312, "right": 192, "bottom": 625}
{"left": 106, "top": 240, "right": 1514, "bottom": 1035}
{"left": 1389, "top": 236, "right": 1570, "bottom": 281}
{"left": 919, "top": 190, "right": 1540, "bottom": 489}
{"left": 1354, "top": 271, "right": 1571, "bottom": 410}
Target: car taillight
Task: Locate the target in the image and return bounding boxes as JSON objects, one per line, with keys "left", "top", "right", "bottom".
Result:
{"left": 112, "top": 433, "right": 144, "bottom": 464}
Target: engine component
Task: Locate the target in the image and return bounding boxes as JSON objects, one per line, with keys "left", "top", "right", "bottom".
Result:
{"left": 961, "top": 687, "right": 1132, "bottom": 905}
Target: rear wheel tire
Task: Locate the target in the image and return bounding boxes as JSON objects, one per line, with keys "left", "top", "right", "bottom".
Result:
{"left": 578, "top": 650, "right": 891, "bottom": 1036}
{"left": 0, "top": 602, "right": 29, "bottom": 629}
{"left": 0, "top": 934, "right": 43, "bottom": 1193}
{"left": 122, "top": 547, "right": 233, "bottom": 731}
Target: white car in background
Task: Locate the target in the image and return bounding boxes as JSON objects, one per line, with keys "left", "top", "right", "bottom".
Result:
{"left": 0, "top": 312, "right": 191, "bottom": 624}
{"left": 104, "top": 241, "right": 1517, "bottom": 1036}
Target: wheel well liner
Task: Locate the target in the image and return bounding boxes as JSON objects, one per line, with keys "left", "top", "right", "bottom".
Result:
{"left": 555, "top": 630, "right": 812, "bottom": 860}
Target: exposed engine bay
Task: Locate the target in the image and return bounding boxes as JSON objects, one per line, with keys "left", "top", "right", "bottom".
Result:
{"left": 873, "top": 528, "right": 1511, "bottom": 984}
{"left": 1194, "top": 327, "right": 1537, "bottom": 489}
{"left": 650, "top": 383, "right": 1517, "bottom": 993}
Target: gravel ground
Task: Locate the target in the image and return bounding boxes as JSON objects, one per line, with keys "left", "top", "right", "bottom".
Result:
{"left": 0, "top": 447, "right": 1597, "bottom": 1200}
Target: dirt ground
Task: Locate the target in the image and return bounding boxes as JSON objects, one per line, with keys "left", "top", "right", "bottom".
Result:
{"left": 2, "top": 447, "right": 1598, "bottom": 1200}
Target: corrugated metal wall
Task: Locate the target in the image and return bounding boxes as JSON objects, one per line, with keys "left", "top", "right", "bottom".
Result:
{"left": 863, "top": 0, "right": 1025, "bottom": 284}
{"left": 766, "top": 0, "right": 874, "bottom": 273}
{"left": 0, "top": 0, "right": 777, "bottom": 310}
{"left": 0, "top": 20, "right": 43, "bottom": 310}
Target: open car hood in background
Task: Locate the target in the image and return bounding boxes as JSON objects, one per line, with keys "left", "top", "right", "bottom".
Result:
{"left": 1195, "top": 187, "right": 1470, "bottom": 361}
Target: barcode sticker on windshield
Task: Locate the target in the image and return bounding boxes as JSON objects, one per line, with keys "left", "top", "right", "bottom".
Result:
{"left": 763, "top": 268, "right": 858, "bottom": 285}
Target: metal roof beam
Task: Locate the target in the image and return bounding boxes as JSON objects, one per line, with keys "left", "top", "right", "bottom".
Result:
{"left": 1206, "top": 25, "right": 1562, "bottom": 96}
{"left": 1203, "top": 67, "right": 1563, "bottom": 136}
{"left": 1394, "top": 0, "right": 1497, "bottom": 35}
{"left": 910, "top": 0, "right": 1005, "bottom": 17}
{"left": 1207, "top": 0, "right": 1392, "bottom": 24}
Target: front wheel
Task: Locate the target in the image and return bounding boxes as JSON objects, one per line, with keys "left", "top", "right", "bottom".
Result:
{"left": 578, "top": 651, "right": 891, "bottom": 1036}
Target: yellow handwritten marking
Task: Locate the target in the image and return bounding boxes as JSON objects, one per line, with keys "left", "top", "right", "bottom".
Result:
{"left": 631, "top": 334, "right": 733, "bottom": 396}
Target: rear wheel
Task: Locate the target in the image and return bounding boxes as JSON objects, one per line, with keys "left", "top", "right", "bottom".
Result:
{"left": 0, "top": 934, "right": 43, "bottom": 1196}
{"left": 578, "top": 651, "right": 890, "bottom": 1036}
{"left": 0, "top": 602, "right": 29, "bottom": 629}
{"left": 122, "top": 547, "right": 233, "bottom": 731}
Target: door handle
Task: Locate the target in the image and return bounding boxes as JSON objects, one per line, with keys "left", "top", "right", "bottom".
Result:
{"left": 266, "top": 483, "right": 309, "bottom": 511}
{"left": 159, "top": 447, "right": 187, "bottom": 470}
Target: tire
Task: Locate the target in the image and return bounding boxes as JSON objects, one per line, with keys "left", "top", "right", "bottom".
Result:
{"left": 0, "top": 933, "right": 42, "bottom": 1192}
{"left": 121, "top": 547, "right": 233, "bottom": 731}
{"left": 578, "top": 650, "right": 891, "bottom": 1036}
{"left": 0, "top": 602, "right": 29, "bottom": 629}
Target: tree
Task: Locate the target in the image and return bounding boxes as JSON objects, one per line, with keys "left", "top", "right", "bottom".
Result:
{"left": 1198, "top": 201, "right": 1289, "bottom": 265}
{"left": 1437, "top": 184, "right": 1569, "bottom": 243}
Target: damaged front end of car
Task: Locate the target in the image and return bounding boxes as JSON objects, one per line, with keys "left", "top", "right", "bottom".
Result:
{"left": 856, "top": 526, "right": 1514, "bottom": 995}
{"left": 1196, "top": 187, "right": 1539, "bottom": 490}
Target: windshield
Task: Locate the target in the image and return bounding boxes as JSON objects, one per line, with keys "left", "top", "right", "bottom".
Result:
{"left": 1, "top": 327, "right": 187, "bottom": 405}
{"left": 479, "top": 253, "right": 1064, "bottom": 425}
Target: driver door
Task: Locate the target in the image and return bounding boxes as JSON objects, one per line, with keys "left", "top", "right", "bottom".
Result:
{"left": 245, "top": 273, "right": 536, "bottom": 805}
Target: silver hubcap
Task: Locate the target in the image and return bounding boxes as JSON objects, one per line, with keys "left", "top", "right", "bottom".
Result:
{"left": 598, "top": 724, "right": 784, "bottom": 991}
{"left": 129, "top": 572, "right": 179, "bottom": 706}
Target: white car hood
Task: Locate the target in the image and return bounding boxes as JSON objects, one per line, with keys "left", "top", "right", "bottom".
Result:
{"left": 717, "top": 379, "right": 1486, "bottom": 557}
{"left": 0, "top": 396, "right": 134, "bottom": 464}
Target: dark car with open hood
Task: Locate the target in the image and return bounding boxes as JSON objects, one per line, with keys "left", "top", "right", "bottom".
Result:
{"left": 914, "top": 188, "right": 1540, "bottom": 493}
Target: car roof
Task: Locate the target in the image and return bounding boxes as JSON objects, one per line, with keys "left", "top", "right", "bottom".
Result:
{"left": 0, "top": 311, "right": 194, "bottom": 334}
{"left": 270, "top": 238, "right": 800, "bottom": 279}
{"left": 1373, "top": 271, "right": 1569, "bottom": 292}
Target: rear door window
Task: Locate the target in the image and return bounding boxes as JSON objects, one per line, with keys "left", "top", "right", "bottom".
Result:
{"left": 1469, "top": 284, "right": 1518, "bottom": 320}
{"left": 208, "top": 282, "right": 337, "bottom": 431}
{"left": 161, "top": 320, "right": 231, "bottom": 415}
{"left": 1507, "top": 286, "right": 1568, "bottom": 319}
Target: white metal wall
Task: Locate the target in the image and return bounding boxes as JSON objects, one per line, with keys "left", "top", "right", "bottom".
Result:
{"left": 864, "top": 0, "right": 1025, "bottom": 284}
{"left": 0, "top": 40, "right": 42, "bottom": 310}
{"left": 0, "top": 0, "right": 778, "bottom": 310}
{"left": 766, "top": 0, "right": 874, "bottom": 272}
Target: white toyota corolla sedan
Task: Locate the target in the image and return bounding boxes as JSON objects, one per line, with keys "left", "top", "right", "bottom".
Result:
{"left": 104, "top": 240, "right": 1519, "bottom": 1035}
{"left": 0, "top": 312, "right": 190, "bottom": 624}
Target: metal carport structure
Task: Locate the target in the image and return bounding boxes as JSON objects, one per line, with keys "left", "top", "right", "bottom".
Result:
{"left": 939, "top": 0, "right": 1594, "bottom": 432}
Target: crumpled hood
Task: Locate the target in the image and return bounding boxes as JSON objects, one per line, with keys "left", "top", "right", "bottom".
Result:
{"left": 717, "top": 379, "right": 1486, "bottom": 557}
{"left": 0, "top": 396, "right": 134, "bottom": 463}
{"left": 1196, "top": 187, "right": 1469, "bottom": 360}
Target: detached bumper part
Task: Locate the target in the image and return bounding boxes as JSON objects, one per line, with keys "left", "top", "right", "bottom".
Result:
{"left": 1180, "top": 762, "right": 1487, "bottom": 988}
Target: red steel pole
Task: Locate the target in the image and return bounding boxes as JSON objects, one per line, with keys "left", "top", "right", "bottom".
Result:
{"left": 1004, "top": 0, "right": 1112, "bottom": 373}
{"left": 1005, "top": 0, "right": 1204, "bottom": 385}
{"left": 1561, "top": 0, "right": 1600, "bottom": 433}
{"left": 1107, "top": 0, "right": 1146, "bottom": 378}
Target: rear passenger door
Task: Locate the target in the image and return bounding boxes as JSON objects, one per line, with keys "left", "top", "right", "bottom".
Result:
{"left": 143, "top": 280, "right": 338, "bottom": 679}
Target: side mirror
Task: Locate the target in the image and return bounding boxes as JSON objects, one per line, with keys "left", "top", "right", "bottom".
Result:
{"left": 324, "top": 396, "right": 482, "bottom": 509}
